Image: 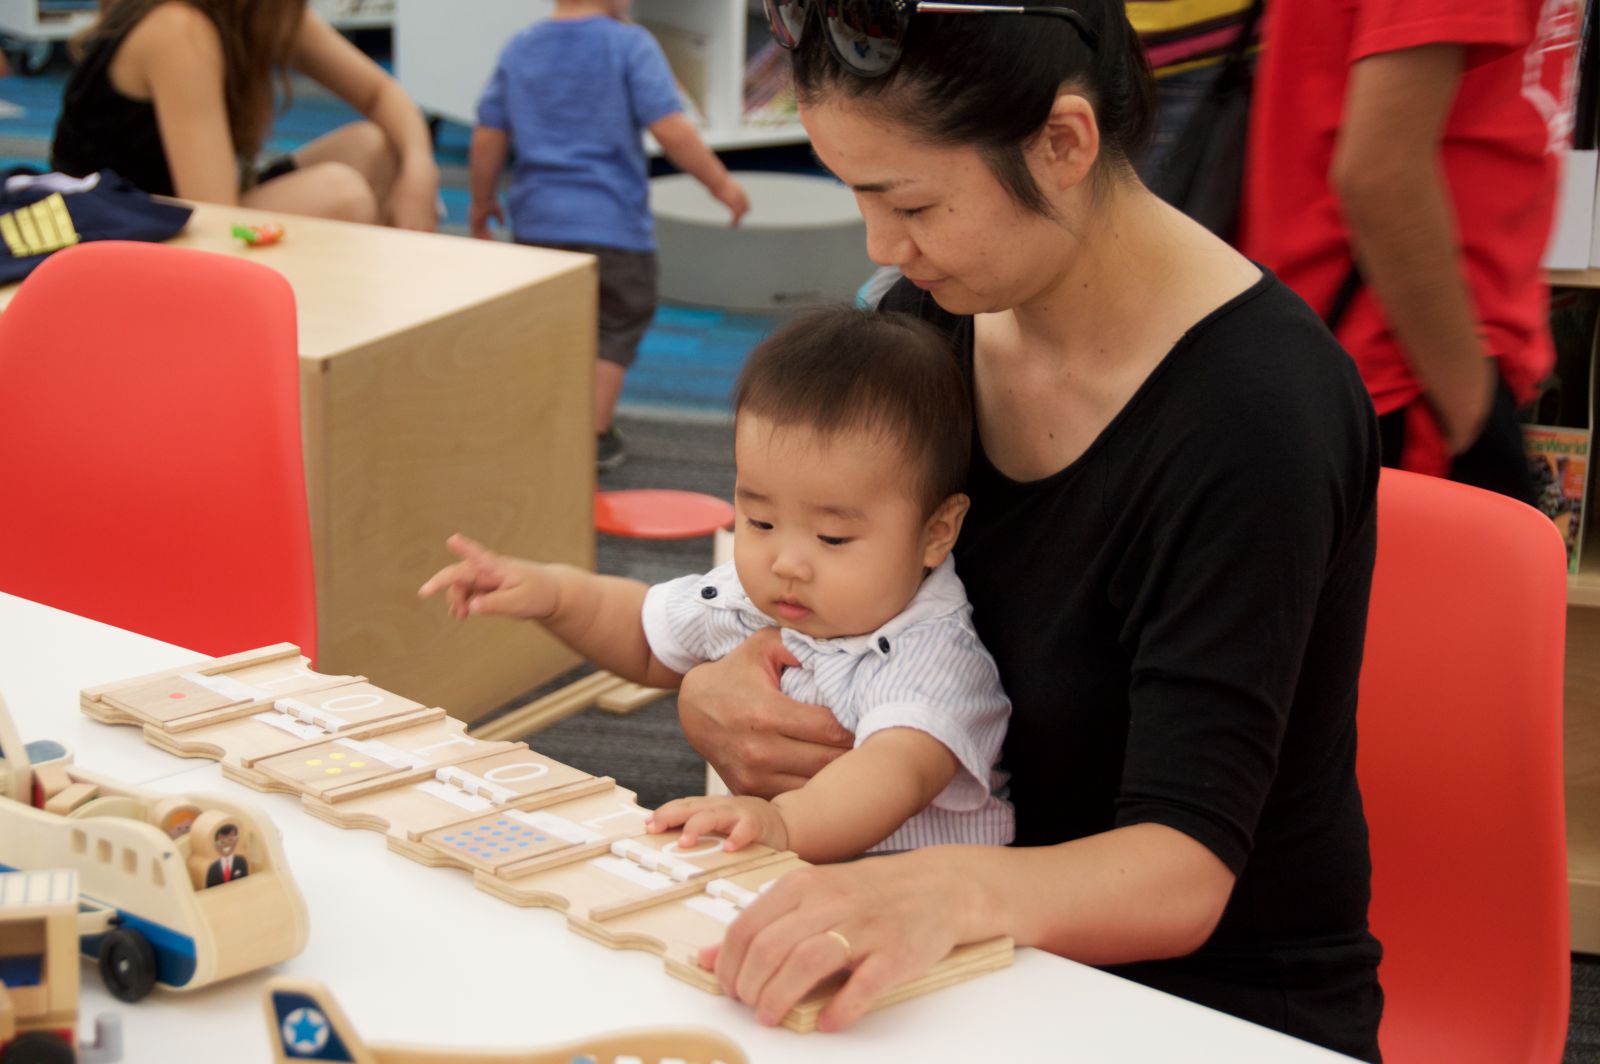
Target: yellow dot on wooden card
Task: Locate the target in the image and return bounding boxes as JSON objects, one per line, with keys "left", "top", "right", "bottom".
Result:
{"left": 350, "top": 761, "right": 367, "bottom": 769}
{"left": 306, "top": 759, "right": 323, "bottom": 767}
{"left": 330, "top": 752, "right": 346, "bottom": 760}
{"left": 325, "top": 768, "right": 342, "bottom": 775}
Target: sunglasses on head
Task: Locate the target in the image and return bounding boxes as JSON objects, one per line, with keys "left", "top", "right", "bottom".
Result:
{"left": 764, "top": 1, "right": 1100, "bottom": 78}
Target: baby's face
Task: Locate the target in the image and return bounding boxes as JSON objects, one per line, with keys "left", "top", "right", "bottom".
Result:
{"left": 733, "top": 414, "right": 936, "bottom": 640}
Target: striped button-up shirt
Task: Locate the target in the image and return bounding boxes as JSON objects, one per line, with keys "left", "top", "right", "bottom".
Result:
{"left": 642, "top": 557, "right": 1014, "bottom": 851}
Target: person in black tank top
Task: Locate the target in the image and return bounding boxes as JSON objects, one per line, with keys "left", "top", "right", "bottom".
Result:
{"left": 49, "top": 0, "right": 440, "bottom": 230}
{"left": 672, "top": 3, "right": 1384, "bottom": 1059}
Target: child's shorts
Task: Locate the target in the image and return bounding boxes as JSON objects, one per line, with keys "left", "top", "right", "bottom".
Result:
{"left": 523, "top": 241, "right": 657, "bottom": 369}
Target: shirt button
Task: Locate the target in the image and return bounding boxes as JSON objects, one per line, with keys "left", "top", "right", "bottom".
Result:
{"left": 700, "top": 586, "right": 717, "bottom": 600}
{"left": 877, "top": 637, "right": 890, "bottom": 654}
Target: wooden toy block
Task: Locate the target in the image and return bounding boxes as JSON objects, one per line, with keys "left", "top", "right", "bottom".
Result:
{"left": 42, "top": 781, "right": 100, "bottom": 816}
{"left": 265, "top": 977, "right": 749, "bottom": 1064}
{"left": 0, "top": 870, "right": 123, "bottom": 1062}
{"left": 595, "top": 680, "right": 672, "bottom": 714}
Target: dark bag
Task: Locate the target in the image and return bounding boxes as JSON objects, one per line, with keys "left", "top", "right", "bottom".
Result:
{"left": 1149, "top": 0, "right": 1266, "bottom": 244}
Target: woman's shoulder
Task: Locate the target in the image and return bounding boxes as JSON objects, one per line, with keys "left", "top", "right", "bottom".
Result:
{"left": 122, "top": 1, "right": 224, "bottom": 64}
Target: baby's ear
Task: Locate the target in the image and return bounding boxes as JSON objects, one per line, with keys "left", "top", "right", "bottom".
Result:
{"left": 922, "top": 493, "right": 971, "bottom": 567}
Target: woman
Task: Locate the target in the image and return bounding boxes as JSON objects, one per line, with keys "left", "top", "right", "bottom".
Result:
{"left": 50, "top": 0, "right": 439, "bottom": 229}
{"left": 677, "top": 1, "right": 1384, "bottom": 1058}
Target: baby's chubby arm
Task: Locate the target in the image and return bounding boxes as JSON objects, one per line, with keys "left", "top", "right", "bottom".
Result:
{"left": 418, "top": 533, "right": 683, "bottom": 689}
{"left": 648, "top": 728, "right": 958, "bottom": 864}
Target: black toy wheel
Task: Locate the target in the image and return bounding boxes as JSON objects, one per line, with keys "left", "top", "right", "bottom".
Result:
{"left": 97, "top": 927, "right": 157, "bottom": 1002}
{"left": 0, "top": 1030, "right": 76, "bottom": 1064}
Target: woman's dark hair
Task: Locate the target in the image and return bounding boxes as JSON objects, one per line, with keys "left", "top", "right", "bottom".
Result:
{"left": 78, "top": 0, "right": 307, "bottom": 163}
{"left": 733, "top": 305, "right": 971, "bottom": 515}
{"left": 792, "top": 1, "right": 1155, "bottom": 213}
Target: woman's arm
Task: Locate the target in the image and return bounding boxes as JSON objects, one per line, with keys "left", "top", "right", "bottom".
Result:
{"left": 126, "top": 3, "right": 240, "bottom": 204}
{"left": 707, "top": 827, "right": 1235, "bottom": 1030}
{"left": 290, "top": 10, "right": 439, "bottom": 229}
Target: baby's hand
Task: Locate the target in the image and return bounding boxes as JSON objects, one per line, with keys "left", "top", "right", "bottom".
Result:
{"left": 647, "top": 795, "right": 788, "bottom": 852}
{"left": 417, "top": 533, "right": 557, "bottom": 621}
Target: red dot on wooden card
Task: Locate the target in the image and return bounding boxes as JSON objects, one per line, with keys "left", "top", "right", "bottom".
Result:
{"left": 168, "top": 692, "right": 185, "bottom": 699}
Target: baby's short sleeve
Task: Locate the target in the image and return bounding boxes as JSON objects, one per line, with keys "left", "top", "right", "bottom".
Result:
{"left": 854, "top": 619, "right": 1011, "bottom": 811}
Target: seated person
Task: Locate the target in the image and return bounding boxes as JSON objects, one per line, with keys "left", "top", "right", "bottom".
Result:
{"left": 420, "top": 306, "right": 1013, "bottom": 862}
{"left": 50, "top": 0, "right": 439, "bottom": 229}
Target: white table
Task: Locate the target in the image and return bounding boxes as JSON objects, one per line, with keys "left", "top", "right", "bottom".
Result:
{"left": 0, "top": 591, "right": 1356, "bottom": 1062}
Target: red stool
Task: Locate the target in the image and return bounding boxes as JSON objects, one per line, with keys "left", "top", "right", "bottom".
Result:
{"left": 473, "top": 489, "right": 734, "bottom": 742}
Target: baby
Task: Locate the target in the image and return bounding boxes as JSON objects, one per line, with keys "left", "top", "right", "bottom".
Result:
{"left": 419, "top": 305, "right": 1012, "bottom": 862}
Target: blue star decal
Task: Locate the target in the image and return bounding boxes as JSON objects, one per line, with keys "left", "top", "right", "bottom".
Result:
{"left": 284, "top": 1006, "right": 329, "bottom": 1055}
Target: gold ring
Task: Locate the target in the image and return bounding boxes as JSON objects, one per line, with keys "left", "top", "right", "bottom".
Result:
{"left": 824, "top": 928, "right": 853, "bottom": 967}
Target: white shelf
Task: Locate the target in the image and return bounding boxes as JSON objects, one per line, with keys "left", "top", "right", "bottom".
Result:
{"left": 393, "top": 0, "right": 804, "bottom": 152}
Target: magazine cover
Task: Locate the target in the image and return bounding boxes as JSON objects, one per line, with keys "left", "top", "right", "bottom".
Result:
{"left": 1525, "top": 424, "right": 1591, "bottom": 574}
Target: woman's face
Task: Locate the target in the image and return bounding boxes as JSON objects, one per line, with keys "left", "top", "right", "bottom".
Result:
{"left": 801, "top": 96, "right": 1065, "bottom": 317}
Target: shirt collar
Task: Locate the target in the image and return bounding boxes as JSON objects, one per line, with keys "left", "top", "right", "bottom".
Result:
{"left": 705, "top": 556, "right": 969, "bottom": 659}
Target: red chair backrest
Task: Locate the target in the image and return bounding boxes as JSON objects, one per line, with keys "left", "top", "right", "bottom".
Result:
{"left": 1360, "top": 469, "right": 1568, "bottom": 1063}
{"left": 0, "top": 241, "right": 316, "bottom": 661}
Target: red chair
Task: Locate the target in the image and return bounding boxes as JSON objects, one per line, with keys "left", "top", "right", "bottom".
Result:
{"left": 1360, "top": 468, "right": 1569, "bottom": 1063}
{"left": 0, "top": 241, "right": 316, "bottom": 661}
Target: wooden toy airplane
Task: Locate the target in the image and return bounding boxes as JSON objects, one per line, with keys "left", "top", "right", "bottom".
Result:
{"left": 83, "top": 645, "right": 1013, "bottom": 1029}
{"left": 0, "top": 688, "right": 309, "bottom": 1002}
{"left": 264, "top": 978, "right": 747, "bottom": 1064}
{"left": 0, "top": 869, "right": 122, "bottom": 1063}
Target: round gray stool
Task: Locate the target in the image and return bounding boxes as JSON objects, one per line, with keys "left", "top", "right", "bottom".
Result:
{"left": 650, "top": 171, "right": 873, "bottom": 313}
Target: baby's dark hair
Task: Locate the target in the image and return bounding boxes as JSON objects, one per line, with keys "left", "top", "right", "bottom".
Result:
{"left": 733, "top": 305, "right": 971, "bottom": 515}
{"left": 792, "top": 0, "right": 1155, "bottom": 214}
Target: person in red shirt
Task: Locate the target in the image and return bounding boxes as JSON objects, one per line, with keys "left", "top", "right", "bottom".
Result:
{"left": 1243, "top": 0, "right": 1578, "bottom": 501}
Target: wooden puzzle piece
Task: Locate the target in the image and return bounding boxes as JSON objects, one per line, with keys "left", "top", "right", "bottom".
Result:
{"left": 482, "top": 825, "right": 791, "bottom": 921}
{"left": 133, "top": 685, "right": 436, "bottom": 779}
{"left": 299, "top": 738, "right": 611, "bottom": 847}
{"left": 80, "top": 646, "right": 1017, "bottom": 1028}
{"left": 82, "top": 644, "right": 354, "bottom": 730}
{"left": 422, "top": 786, "right": 651, "bottom": 879}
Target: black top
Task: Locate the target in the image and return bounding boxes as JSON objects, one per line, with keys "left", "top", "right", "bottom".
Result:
{"left": 51, "top": 26, "right": 177, "bottom": 196}
{"left": 883, "top": 272, "right": 1384, "bottom": 1062}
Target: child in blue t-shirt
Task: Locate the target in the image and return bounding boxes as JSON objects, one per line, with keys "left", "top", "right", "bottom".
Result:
{"left": 470, "top": 0, "right": 749, "bottom": 472}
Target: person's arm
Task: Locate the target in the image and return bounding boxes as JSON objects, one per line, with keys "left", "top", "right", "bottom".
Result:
{"left": 128, "top": 3, "right": 241, "bottom": 205}
{"left": 417, "top": 533, "right": 681, "bottom": 688}
{"left": 702, "top": 828, "right": 1234, "bottom": 1030}
{"left": 648, "top": 113, "right": 750, "bottom": 224}
{"left": 1332, "top": 43, "right": 1496, "bottom": 453}
{"left": 651, "top": 728, "right": 958, "bottom": 862}
{"left": 677, "top": 629, "right": 856, "bottom": 798}
{"left": 290, "top": 11, "right": 440, "bottom": 230}
{"left": 468, "top": 126, "right": 509, "bottom": 239}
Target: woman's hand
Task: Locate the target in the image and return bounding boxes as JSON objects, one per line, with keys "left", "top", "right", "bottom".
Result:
{"left": 416, "top": 533, "right": 557, "bottom": 621}
{"left": 703, "top": 849, "right": 980, "bottom": 1031}
{"left": 647, "top": 795, "right": 788, "bottom": 852}
{"left": 677, "top": 627, "right": 854, "bottom": 799}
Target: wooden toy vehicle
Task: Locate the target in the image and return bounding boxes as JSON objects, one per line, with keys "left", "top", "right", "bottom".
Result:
{"left": 265, "top": 978, "right": 748, "bottom": 1064}
{"left": 0, "top": 870, "right": 121, "bottom": 1064}
{"left": 0, "top": 693, "right": 308, "bottom": 1003}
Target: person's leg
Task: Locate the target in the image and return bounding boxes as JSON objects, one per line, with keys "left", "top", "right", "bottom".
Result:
{"left": 240, "top": 122, "right": 393, "bottom": 224}
{"left": 593, "top": 247, "right": 658, "bottom": 471}
{"left": 241, "top": 161, "right": 380, "bottom": 224}
{"left": 291, "top": 120, "right": 398, "bottom": 205}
